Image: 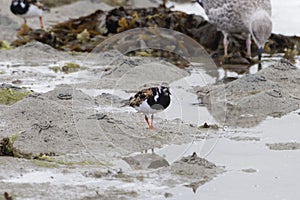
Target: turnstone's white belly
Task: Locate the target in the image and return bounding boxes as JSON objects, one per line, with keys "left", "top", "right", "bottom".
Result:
{"left": 22, "top": 4, "right": 43, "bottom": 18}
{"left": 134, "top": 100, "right": 163, "bottom": 114}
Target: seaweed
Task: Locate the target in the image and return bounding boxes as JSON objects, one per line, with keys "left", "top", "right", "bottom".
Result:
{"left": 0, "top": 134, "right": 105, "bottom": 167}
{"left": 10, "top": 5, "right": 300, "bottom": 66}
{"left": 0, "top": 133, "right": 31, "bottom": 158}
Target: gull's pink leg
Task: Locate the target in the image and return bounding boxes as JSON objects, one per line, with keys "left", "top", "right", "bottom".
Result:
{"left": 223, "top": 32, "right": 229, "bottom": 56}
{"left": 246, "top": 34, "right": 252, "bottom": 57}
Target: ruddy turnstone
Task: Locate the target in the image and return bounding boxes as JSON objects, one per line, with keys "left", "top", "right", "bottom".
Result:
{"left": 196, "top": 0, "right": 272, "bottom": 61}
{"left": 10, "top": 0, "right": 48, "bottom": 29}
{"left": 129, "top": 86, "right": 171, "bottom": 129}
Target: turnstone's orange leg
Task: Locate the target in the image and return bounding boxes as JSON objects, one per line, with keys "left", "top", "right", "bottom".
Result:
{"left": 145, "top": 115, "right": 154, "bottom": 129}
{"left": 39, "top": 16, "right": 44, "bottom": 29}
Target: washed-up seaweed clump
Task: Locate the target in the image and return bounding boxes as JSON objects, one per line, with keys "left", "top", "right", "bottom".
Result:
{"left": 0, "top": 134, "right": 31, "bottom": 158}
{"left": 0, "top": 134, "right": 55, "bottom": 160}
{"left": 0, "top": 134, "right": 102, "bottom": 167}
{"left": 127, "top": 49, "right": 190, "bottom": 68}
{"left": 11, "top": 4, "right": 300, "bottom": 66}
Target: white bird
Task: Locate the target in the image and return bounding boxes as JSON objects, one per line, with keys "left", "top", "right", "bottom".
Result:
{"left": 196, "top": 0, "right": 272, "bottom": 61}
{"left": 10, "top": 0, "right": 48, "bottom": 29}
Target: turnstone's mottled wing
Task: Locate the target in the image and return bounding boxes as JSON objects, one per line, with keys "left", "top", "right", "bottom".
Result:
{"left": 129, "top": 88, "right": 153, "bottom": 107}
{"left": 129, "top": 86, "right": 171, "bottom": 113}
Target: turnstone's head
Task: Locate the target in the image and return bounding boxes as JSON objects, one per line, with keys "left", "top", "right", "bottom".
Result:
{"left": 129, "top": 85, "right": 171, "bottom": 129}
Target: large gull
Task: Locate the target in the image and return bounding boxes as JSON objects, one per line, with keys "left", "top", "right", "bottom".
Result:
{"left": 196, "top": 0, "right": 272, "bottom": 61}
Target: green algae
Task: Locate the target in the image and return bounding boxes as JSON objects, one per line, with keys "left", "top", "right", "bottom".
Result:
{"left": 0, "top": 88, "right": 31, "bottom": 105}
{"left": 49, "top": 62, "right": 82, "bottom": 73}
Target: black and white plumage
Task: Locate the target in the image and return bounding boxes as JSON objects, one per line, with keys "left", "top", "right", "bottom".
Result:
{"left": 129, "top": 86, "right": 171, "bottom": 129}
{"left": 10, "top": 0, "right": 48, "bottom": 29}
{"left": 197, "top": 0, "right": 272, "bottom": 61}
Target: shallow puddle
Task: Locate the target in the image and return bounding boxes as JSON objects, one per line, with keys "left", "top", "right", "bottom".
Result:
{"left": 0, "top": 61, "right": 97, "bottom": 93}
{"left": 153, "top": 109, "right": 300, "bottom": 199}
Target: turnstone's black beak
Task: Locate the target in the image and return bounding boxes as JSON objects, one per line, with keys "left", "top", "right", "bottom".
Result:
{"left": 258, "top": 47, "right": 263, "bottom": 61}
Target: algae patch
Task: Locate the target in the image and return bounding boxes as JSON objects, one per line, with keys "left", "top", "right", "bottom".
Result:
{"left": 0, "top": 40, "right": 12, "bottom": 50}
{"left": 49, "top": 62, "right": 82, "bottom": 73}
{"left": 0, "top": 88, "right": 30, "bottom": 105}
{"left": 0, "top": 84, "right": 31, "bottom": 105}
